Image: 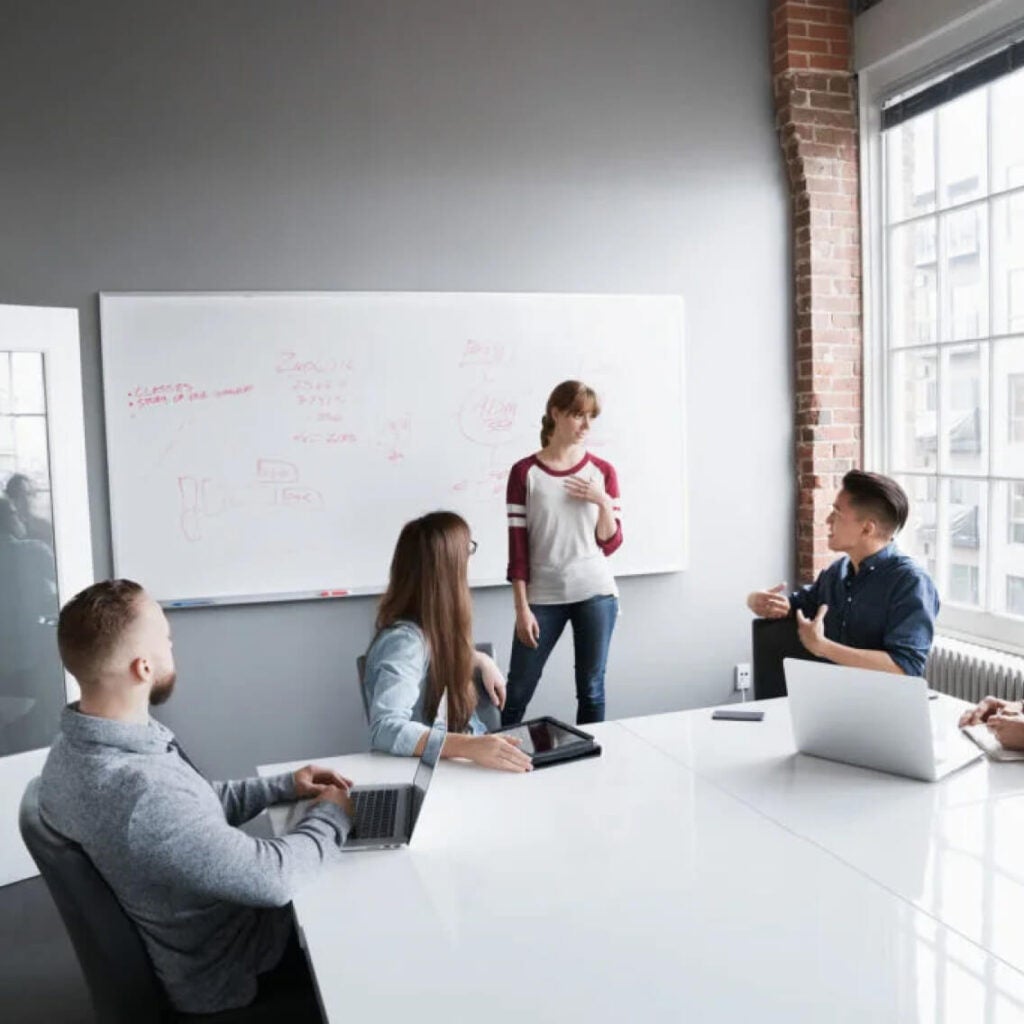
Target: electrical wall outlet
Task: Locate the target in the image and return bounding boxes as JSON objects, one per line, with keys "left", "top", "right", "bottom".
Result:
{"left": 734, "top": 663, "right": 752, "bottom": 692}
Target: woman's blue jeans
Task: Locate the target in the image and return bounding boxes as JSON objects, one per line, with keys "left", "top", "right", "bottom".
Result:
{"left": 502, "top": 594, "right": 619, "bottom": 726}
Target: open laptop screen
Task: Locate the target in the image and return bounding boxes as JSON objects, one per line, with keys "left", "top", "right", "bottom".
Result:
{"left": 410, "top": 691, "right": 447, "bottom": 832}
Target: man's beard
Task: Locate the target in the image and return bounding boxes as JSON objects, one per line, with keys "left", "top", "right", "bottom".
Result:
{"left": 149, "top": 671, "right": 177, "bottom": 707}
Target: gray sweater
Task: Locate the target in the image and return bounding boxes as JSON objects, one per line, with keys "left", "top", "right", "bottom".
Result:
{"left": 39, "top": 704, "right": 351, "bottom": 1014}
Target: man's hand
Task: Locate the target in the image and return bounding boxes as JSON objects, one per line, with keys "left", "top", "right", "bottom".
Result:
{"left": 475, "top": 651, "right": 507, "bottom": 709}
{"left": 315, "top": 784, "right": 354, "bottom": 818}
{"left": 958, "top": 696, "right": 1022, "bottom": 727}
{"left": 294, "top": 764, "right": 353, "bottom": 800}
{"left": 795, "top": 604, "right": 828, "bottom": 657}
{"left": 746, "top": 583, "right": 790, "bottom": 619}
{"left": 987, "top": 712, "right": 1024, "bottom": 752}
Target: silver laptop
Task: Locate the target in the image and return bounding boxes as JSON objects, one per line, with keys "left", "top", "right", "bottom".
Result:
{"left": 345, "top": 693, "right": 447, "bottom": 850}
{"left": 286, "top": 693, "right": 447, "bottom": 849}
{"left": 785, "top": 659, "right": 983, "bottom": 782}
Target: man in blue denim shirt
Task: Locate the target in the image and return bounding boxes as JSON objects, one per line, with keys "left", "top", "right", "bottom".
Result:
{"left": 747, "top": 470, "right": 939, "bottom": 677}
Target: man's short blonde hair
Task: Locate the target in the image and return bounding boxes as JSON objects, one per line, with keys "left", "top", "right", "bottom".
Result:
{"left": 57, "top": 579, "right": 145, "bottom": 683}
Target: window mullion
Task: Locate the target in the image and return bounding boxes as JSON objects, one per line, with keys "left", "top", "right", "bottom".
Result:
{"left": 934, "top": 103, "right": 948, "bottom": 601}
{"left": 985, "top": 84, "right": 996, "bottom": 614}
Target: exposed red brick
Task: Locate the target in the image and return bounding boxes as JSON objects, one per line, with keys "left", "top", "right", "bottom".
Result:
{"left": 790, "top": 36, "right": 834, "bottom": 56}
{"left": 807, "top": 91, "right": 853, "bottom": 112}
{"left": 773, "top": 0, "right": 862, "bottom": 582}
{"left": 780, "top": 5, "right": 839, "bottom": 26}
{"left": 817, "top": 54, "right": 853, "bottom": 72}
{"left": 808, "top": 22, "right": 848, "bottom": 41}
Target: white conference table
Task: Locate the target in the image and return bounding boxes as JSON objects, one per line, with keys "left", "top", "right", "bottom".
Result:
{"left": 261, "top": 705, "right": 1024, "bottom": 1024}
{"left": 620, "top": 695, "right": 1024, "bottom": 980}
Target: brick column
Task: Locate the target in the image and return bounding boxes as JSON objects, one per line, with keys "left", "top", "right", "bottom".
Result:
{"left": 772, "top": 0, "right": 863, "bottom": 583}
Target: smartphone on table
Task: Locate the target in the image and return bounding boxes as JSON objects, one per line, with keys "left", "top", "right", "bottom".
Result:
{"left": 711, "top": 708, "right": 764, "bottom": 722}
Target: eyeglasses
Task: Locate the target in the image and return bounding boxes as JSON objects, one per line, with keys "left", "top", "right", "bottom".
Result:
{"left": 469, "top": 539, "right": 478, "bottom": 556}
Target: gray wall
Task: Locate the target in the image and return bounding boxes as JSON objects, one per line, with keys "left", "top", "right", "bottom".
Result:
{"left": 0, "top": 0, "right": 794, "bottom": 778}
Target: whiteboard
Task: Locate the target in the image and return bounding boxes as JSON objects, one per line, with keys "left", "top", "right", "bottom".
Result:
{"left": 100, "top": 292, "right": 686, "bottom": 606}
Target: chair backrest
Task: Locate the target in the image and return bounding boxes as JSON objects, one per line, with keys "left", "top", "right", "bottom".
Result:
{"left": 751, "top": 617, "right": 821, "bottom": 700}
{"left": 471, "top": 641, "right": 502, "bottom": 733}
{"left": 356, "top": 642, "right": 501, "bottom": 732}
{"left": 356, "top": 654, "right": 369, "bottom": 719}
{"left": 18, "top": 777, "right": 170, "bottom": 1024}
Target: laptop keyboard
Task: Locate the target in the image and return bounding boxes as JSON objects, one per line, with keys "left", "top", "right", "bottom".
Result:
{"left": 352, "top": 788, "right": 399, "bottom": 839}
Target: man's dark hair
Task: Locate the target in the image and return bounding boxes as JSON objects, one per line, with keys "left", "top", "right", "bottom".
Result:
{"left": 57, "top": 579, "right": 145, "bottom": 683}
{"left": 4, "top": 472, "right": 31, "bottom": 503}
{"left": 841, "top": 470, "right": 909, "bottom": 536}
{"left": 0, "top": 495, "right": 18, "bottom": 536}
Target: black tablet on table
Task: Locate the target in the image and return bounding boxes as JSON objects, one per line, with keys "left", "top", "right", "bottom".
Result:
{"left": 495, "top": 717, "right": 602, "bottom": 768}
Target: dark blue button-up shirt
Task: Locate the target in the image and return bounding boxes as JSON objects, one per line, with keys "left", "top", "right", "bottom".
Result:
{"left": 789, "top": 544, "right": 940, "bottom": 677}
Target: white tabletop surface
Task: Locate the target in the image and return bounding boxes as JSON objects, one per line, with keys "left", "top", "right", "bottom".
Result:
{"left": 260, "top": 718, "right": 1024, "bottom": 1023}
{"left": 619, "top": 696, "right": 1024, "bottom": 978}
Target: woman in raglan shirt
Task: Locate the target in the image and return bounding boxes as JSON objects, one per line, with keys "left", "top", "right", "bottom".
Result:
{"left": 502, "top": 380, "right": 623, "bottom": 726}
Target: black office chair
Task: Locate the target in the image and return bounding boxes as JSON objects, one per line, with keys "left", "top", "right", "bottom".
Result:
{"left": 469, "top": 642, "right": 503, "bottom": 733}
{"left": 18, "top": 778, "right": 321, "bottom": 1024}
{"left": 751, "top": 617, "right": 822, "bottom": 700}
{"left": 357, "top": 640, "right": 502, "bottom": 733}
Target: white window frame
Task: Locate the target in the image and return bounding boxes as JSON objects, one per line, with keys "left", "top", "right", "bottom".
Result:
{"left": 858, "top": 1, "right": 1024, "bottom": 654}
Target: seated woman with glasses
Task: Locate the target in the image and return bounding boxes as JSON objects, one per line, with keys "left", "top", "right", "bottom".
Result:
{"left": 362, "top": 511, "right": 533, "bottom": 773}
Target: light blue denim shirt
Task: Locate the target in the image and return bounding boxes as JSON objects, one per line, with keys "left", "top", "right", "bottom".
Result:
{"left": 364, "top": 621, "right": 486, "bottom": 756}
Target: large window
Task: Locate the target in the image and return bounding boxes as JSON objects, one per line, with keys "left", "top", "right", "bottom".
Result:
{"left": 881, "top": 49, "right": 1024, "bottom": 641}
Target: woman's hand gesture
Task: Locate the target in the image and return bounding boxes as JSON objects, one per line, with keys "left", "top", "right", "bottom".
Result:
{"left": 564, "top": 474, "right": 609, "bottom": 509}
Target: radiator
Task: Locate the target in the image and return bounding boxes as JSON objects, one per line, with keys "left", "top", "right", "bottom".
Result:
{"left": 926, "top": 635, "right": 1024, "bottom": 703}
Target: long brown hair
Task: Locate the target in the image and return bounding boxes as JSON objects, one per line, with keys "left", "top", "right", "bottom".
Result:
{"left": 539, "top": 380, "right": 601, "bottom": 448}
{"left": 376, "top": 511, "right": 476, "bottom": 731}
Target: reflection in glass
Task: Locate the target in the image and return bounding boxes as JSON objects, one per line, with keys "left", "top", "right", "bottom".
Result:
{"left": 0, "top": 351, "right": 63, "bottom": 754}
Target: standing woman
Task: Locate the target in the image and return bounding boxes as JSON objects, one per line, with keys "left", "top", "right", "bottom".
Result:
{"left": 364, "top": 511, "right": 533, "bottom": 772}
{"left": 503, "top": 380, "right": 622, "bottom": 726}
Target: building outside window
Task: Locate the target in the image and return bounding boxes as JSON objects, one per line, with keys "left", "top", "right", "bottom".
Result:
{"left": 1011, "top": 373, "right": 1024, "bottom": 444}
{"left": 1011, "top": 482, "right": 1024, "bottom": 545}
{"left": 1010, "top": 268, "right": 1024, "bottom": 333}
{"left": 880, "top": 53, "right": 1024, "bottom": 635}
{"left": 951, "top": 563, "right": 980, "bottom": 606}
{"left": 1008, "top": 575, "right": 1024, "bottom": 617}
